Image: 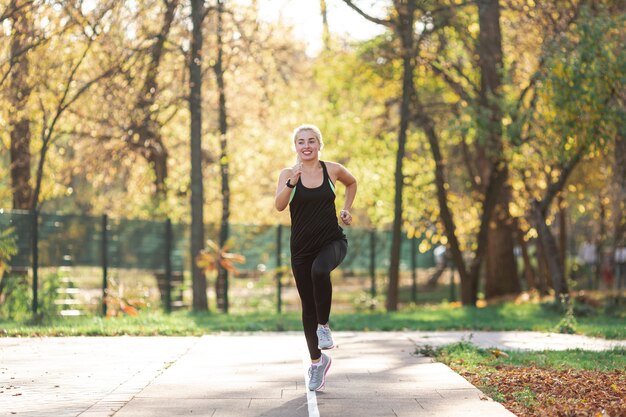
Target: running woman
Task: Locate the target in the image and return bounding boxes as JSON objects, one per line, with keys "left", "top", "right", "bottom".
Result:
{"left": 275, "top": 124, "right": 357, "bottom": 391}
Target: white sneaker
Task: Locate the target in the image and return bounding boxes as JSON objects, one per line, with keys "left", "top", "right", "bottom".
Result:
{"left": 316, "top": 326, "right": 335, "bottom": 350}
{"left": 308, "top": 353, "right": 331, "bottom": 391}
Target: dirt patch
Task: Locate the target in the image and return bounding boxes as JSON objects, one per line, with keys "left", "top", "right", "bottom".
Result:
{"left": 456, "top": 366, "right": 626, "bottom": 417}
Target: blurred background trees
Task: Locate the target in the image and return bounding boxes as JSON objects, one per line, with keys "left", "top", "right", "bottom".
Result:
{"left": 1, "top": 0, "right": 624, "bottom": 310}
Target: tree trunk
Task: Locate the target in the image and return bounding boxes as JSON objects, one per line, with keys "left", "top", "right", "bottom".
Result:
{"left": 596, "top": 200, "right": 606, "bottom": 289}
{"left": 478, "top": 0, "right": 520, "bottom": 299}
{"left": 415, "top": 82, "right": 509, "bottom": 306}
{"left": 145, "top": 143, "right": 168, "bottom": 195}
{"left": 9, "top": 0, "right": 33, "bottom": 210}
{"left": 612, "top": 133, "right": 626, "bottom": 272}
{"left": 531, "top": 144, "right": 586, "bottom": 301}
{"left": 514, "top": 220, "right": 536, "bottom": 291}
{"left": 215, "top": 0, "right": 230, "bottom": 313}
{"left": 130, "top": 0, "right": 177, "bottom": 196}
{"left": 485, "top": 183, "right": 521, "bottom": 298}
{"left": 558, "top": 194, "right": 567, "bottom": 278}
{"left": 534, "top": 236, "right": 551, "bottom": 295}
{"left": 189, "top": 0, "right": 208, "bottom": 311}
{"left": 420, "top": 117, "right": 470, "bottom": 299}
{"left": 320, "top": 0, "right": 330, "bottom": 51}
{"left": 386, "top": 3, "right": 414, "bottom": 312}
{"left": 531, "top": 202, "right": 569, "bottom": 300}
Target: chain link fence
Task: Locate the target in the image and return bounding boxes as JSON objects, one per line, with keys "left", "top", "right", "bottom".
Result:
{"left": 1, "top": 209, "right": 447, "bottom": 316}
{"left": 3, "top": 209, "right": 623, "bottom": 318}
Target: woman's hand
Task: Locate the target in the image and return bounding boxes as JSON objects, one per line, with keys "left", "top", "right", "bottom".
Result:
{"left": 289, "top": 162, "right": 302, "bottom": 185}
{"left": 339, "top": 209, "right": 352, "bottom": 225}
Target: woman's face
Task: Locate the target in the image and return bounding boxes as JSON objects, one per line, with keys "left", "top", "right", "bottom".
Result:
{"left": 294, "top": 130, "right": 320, "bottom": 161}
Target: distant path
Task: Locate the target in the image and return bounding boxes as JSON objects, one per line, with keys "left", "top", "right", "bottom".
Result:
{"left": 1, "top": 331, "right": 623, "bottom": 417}
{"left": 399, "top": 330, "right": 626, "bottom": 351}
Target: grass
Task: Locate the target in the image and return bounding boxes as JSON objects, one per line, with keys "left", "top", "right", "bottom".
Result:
{"left": 1, "top": 300, "right": 624, "bottom": 338}
{"left": 423, "top": 341, "right": 626, "bottom": 372}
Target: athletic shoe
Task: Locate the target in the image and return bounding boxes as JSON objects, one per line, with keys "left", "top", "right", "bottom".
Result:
{"left": 316, "top": 326, "right": 335, "bottom": 349}
{"left": 308, "top": 353, "right": 331, "bottom": 391}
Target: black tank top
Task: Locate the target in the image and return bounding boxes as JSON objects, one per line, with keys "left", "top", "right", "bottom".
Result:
{"left": 289, "top": 161, "right": 346, "bottom": 261}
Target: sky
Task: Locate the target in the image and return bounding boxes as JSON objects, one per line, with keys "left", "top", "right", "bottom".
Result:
{"left": 255, "top": 0, "right": 387, "bottom": 56}
{"left": 75, "top": 0, "right": 387, "bottom": 56}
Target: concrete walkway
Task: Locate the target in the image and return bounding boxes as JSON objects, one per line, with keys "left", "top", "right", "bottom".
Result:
{"left": 1, "top": 332, "right": 624, "bottom": 417}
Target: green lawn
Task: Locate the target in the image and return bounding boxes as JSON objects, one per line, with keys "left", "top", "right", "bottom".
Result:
{"left": 1, "top": 301, "right": 624, "bottom": 338}
{"left": 424, "top": 341, "right": 626, "bottom": 372}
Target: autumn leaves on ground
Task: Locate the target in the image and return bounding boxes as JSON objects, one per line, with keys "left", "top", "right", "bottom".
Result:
{"left": 428, "top": 343, "right": 626, "bottom": 417}
{"left": 478, "top": 367, "right": 625, "bottom": 417}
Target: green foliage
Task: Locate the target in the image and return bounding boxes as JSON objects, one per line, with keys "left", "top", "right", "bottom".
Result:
{"left": 0, "top": 227, "right": 17, "bottom": 276}
{"left": 555, "top": 305, "right": 578, "bottom": 335}
{"left": 0, "top": 274, "right": 31, "bottom": 320}
{"left": 39, "top": 272, "right": 62, "bottom": 318}
{"left": 0, "top": 272, "right": 62, "bottom": 321}
{"left": 541, "top": 6, "right": 624, "bottom": 152}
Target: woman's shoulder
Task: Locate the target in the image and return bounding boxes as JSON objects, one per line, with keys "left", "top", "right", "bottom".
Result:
{"left": 322, "top": 160, "right": 344, "bottom": 172}
{"left": 277, "top": 167, "right": 292, "bottom": 179}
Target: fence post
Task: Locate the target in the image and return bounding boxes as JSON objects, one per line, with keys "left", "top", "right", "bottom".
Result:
{"left": 101, "top": 214, "right": 108, "bottom": 316}
{"left": 411, "top": 236, "right": 417, "bottom": 303}
{"left": 369, "top": 229, "right": 376, "bottom": 298}
{"left": 31, "top": 209, "right": 38, "bottom": 316}
{"left": 276, "top": 224, "right": 283, "bottom": 313}
{"left": 164, "top": 218, "right": 173, "bottom": 313}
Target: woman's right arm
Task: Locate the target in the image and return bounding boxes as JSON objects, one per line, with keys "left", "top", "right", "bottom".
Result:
{"left": 275, "top": 168, "right": 298, "bottom": 211}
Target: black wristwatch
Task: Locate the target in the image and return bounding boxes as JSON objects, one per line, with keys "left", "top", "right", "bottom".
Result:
{"left": 286, "top": 178, "right": 296, "bottom": 188}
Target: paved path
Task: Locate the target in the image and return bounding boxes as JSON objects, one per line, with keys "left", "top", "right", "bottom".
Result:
{"left": 1, "top": 332, "right": 624, "bottom": 417}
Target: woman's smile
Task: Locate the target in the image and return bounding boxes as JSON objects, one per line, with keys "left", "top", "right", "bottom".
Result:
{"left": 295, "top": 131, "right": 320, "bottom": 160}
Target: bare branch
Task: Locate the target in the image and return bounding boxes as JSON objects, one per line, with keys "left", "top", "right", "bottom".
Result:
{"left": 429, "top": 61, "right": 474, "bottom": 103}
{"left": 342, "top": 0, "right": 392, "bottom": 27}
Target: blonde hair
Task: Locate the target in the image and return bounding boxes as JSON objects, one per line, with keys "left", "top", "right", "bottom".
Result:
{"left": 292, "top": 124, "right": 324, "bottom": 151}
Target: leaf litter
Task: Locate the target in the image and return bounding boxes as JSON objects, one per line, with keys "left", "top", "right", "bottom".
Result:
{"left": 455, "top": 365, "right": 625, "bottom": 417}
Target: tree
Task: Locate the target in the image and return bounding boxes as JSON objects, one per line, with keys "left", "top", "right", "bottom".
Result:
{"left": 31, "top": 8, "right": 121, "bottom": 210}
{"left": 421, "top": 0, "right": 520, "bottom": 302}
{"left": 189, "top": 0, "right": 208, "bottom": 311}
{"left": 125, "top": 0, "right": 179, "bottom": 196}
{"left": 476, "top": 0, "right": 519, "bottom": 299}
{"left": 4, "top": 1, "right": 124, "bottom": 211}
{"left": 213, "top": 0, "right": 230, "bottom": 313}
{"left": 402, "top": 2, "right": 505, "bottom": 306}
{"left": 342, "top": 0, "right": 415, "bottom": 312}
{"left": 320, "top": 0, "right": 330, "bottom": 51}
{"left": 7, "top": 0, "right": 33, "bottom": 209}
{"left": 511, "top": 6, "right": 625, "bottom": 301}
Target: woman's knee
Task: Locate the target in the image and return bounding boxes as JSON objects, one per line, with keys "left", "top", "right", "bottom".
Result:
{"left": 311, "top": 263, "right": 331, "bottom": 280}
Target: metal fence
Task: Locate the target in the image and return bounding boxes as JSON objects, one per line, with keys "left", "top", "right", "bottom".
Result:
{"left": 3, "top": 208, "right": 624, "bottom": 317}
{"left": 0, "top": 209, "right": 439, "bottom": 316}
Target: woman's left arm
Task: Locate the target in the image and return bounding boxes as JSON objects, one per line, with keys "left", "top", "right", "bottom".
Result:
{"left": 333, "top": 163, "right": 357, "bottom": 225}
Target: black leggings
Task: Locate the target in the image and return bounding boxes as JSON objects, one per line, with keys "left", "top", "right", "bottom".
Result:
{"left": 291, "top": 239, "right": 347, "bottom": 360}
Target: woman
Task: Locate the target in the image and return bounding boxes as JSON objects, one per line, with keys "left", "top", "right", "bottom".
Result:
{"left": 275, "top": 124, "right": 357, "bottom": 391}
